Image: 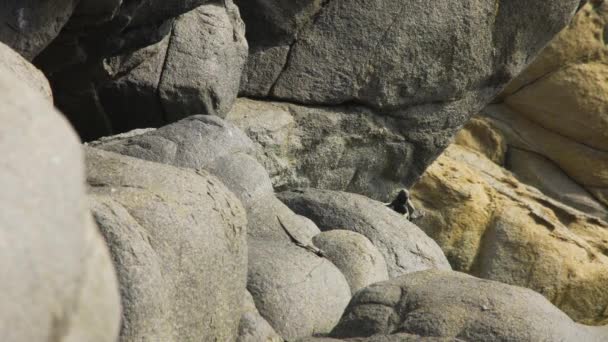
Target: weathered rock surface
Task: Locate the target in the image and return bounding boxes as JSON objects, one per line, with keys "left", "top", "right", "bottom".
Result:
{"left": 0, "top": 0, "right": 78, "bottom": 60}
{"left": 238, "top": 291, "right": 283, "bottom": 342}
{"left": 483, "top": 105, "right": 608, "bottom": 217}
{"left": 330, "top": 270, "right": 607, "bottom": 341}
{"left": 36, "top": 0, "right": 247, "bottom": 141}
{"left": 87, "top": 147, "right": 248, "bottom": 341}
{"left": 0, "top": 42, "right": 52, "bottom": 101}
{"left": 492, "top": 2, "right": 608, "bottom": 211}
{"left": 248, "top": 239, "right": 351, "bottom": 340}
{"left": 90, "top": 115, "right": 318, "bottom": 243}
{"left": 312, "top": 230, "right": 389, "bottom": 293}
{"left": 278, "top": 189, "right": 451, "bottom": 277}
{"left": 227, "top": 98, "right": 415, "bottom": 201}
{"left": 411, "top": 144, "right": 608, "bottom": 325}
{"left": 0, "top": 57, "right": 120, "bottom": 341}
{"left": 235, "top": 0, "right": 579, "bottom": 187}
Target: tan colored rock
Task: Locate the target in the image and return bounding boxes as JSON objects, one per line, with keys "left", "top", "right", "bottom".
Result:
{"left": 411, "top": 144, "right": 608, "bottom": 325}
{"left": 0, "top": 42, "right": 52, "bottom": 101}
{"left": 503, "top": 1, "right": 608, "bottom": 96}
{"left": 453, "top": 116, "right": 507, "bottom": 165}
{"left": 493, "top": 2, "right": 608, "bottom": 211}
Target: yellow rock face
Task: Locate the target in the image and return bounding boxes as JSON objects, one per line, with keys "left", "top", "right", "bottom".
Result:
{"left": 411, "top": 144, "right": 608, "bottom": 325}
{"left": 494, "top": 2, "right": 608, "bottom": 208}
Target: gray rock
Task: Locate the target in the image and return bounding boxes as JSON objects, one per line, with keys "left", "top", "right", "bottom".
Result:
{"left": 0, "top": 62, "right": 120, "bottom": 341}
{"left": 159, "top": 0, "right": 248, "bottom": 120}
{"left": 0, "top": 42, "right": 52, "bottom": 100}
{"left": 226, "top": 98, "right": 414, "bottom": 201}
{"left": 0, "top": 0, "right": 78, "bottom": 59}
{"left": 330, "top": 270, "right": 607, "bottom": 342}
{"left": 278, "top": 189, "right": 451, "bottom": 277}
{"left": 248, "top": 239, "right": 351, "bottom": 340}
{"left": 238, "top": 291, "right": 284, "bottom": 342}
{"left": 235, "top": 0, "right": 579, "bottom": 187}
{"left": 87, "top": 147, "right": 248, "bottom": 342}
{"left": 37, "top": 0, "right": 245, "bottom": 141}
{"left": 312, "top": 230, "right": 389, "bottom": 293}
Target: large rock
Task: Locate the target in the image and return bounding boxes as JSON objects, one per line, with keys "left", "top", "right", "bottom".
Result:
{"left": 247, "top": 239, "right": 351, "bottom": 340}
{"left": 0, "top": 0, "right": 78, "bottom": 59}
{"left": 0, "top": 53, "right": 120, "bottom": 341}
{"left": 36, "top": 0, "right": 246, "bottom": 141}
{"left": 330, "top": 270, "right": 607, "bottom": 341}
{"left": 235, "top": 0, "right": 578, "bottom": 186}
{"left": 411, "top": 144, "right": 608, "bottom": 325}
{"left": 226, "top": 98, "right": 415, "bottom": 201}
{"left": 492, "top": 2, "right": 608, "bottom": 209}
{"left": 91, "top": 114, "right": 321, "bottom": 244}
{"left": 312, "top": 230, "right": 389, "bottom": 293}
{"left": 278, "top": 189, "right": 451, "bottom": 277}
{"left": 87, "top": 147, "right": 248, "bottom": 341}
{"left": 298, "top": 335, "right": 460, "bottom": 342}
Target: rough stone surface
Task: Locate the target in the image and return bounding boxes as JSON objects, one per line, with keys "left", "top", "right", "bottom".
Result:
{"left": 227, "top": 98, "right": 415, "bottom": 201}
{"left": 235, "top": 0, "right": 579, "bottom": 187}
{"left": 411, "top": 144, "right": 608, "bottom": 325}
{"left": 36, "top": 0, "right": 246, "bottom": 141}
{"left": 0, "top": 42, "right": 52, "bottom": 101}
{"left": 483, "top": 105, "right": 608, "bottom": 213}
{"left": 330, "top": 270, "right": 607, "bottom": 341}
{"left": 492, "top": 2, "right": 608, "bottom": 210}
{"left": 238, "top": 291, "right": 284, "bottom": 342}
{"left": 508, "top": 147, "right": 608, "bottom": 219}
{"left": 278, "top": 189, "right": 451, "bottom": 277}
{"left": 312, "top": 230, "right": 389, "bottom": 293}
{"left": 90, "top": 114, "right": 321, "bottom": 246}
{"left": 247, "top": 239, "right": 351, "bottom": 340}
{"left": 0, "top": 61, "right": 120, "bottom": 341}
{"left": 0, "top": 0, "right": 78, "bottom": 59}
{"left": 159, "top": 1, "right": 248, "bottom": 120}
{"left": 87, "top": 147, "right": 248, "bottom": 341}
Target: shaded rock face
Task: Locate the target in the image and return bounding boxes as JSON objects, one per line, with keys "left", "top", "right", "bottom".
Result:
{"left": 489, "top": 2, "right": 608, "bottom": 212}
{"left": 235, "top": 0, "right": 579, "bottom": 187}
{"left": 330, "top": 270, "right": 607, "bottom": 342}
{"left": 33, "top": 0, "right": 247, "bottom": 141}
{"left": 411, "top": 144, "right": 608, "bottom": 325}
{"left": 278, "top": 189, "right": 451, "bottom": 277}
{"left": 0, "top": 51, "right": 120, "bottom": 341}
{"left": 87, "top": 147, "right": 248, "bottom": 341}
{"left": 0, "top": 0, "right": 78, "bottom": 60}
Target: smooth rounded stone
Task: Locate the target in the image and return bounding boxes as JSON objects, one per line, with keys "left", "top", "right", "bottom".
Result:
{"left": 330, "top": 270, "right": 607, "bottom": 342}
{"left": 87, "top": 147, "right": 248, "bottom": 342}
{"left": 0, "top": 42, "right": 52, "bottom": 101}
{"left": 0, "top": 0, "right": 78, "bottom": 59}
{"left": 278, "top": 189, "right": 451, "bottom": 277}
{"left": 93, "top": 114, "right": 256, "bottom": 169}
{"left": 238, "top": 291, "right": 284, "bottom": 342}
{"left": 248, "top": 239, "right": 352, "bottom": 340}
{"left": 312, "top": 230, "right": 389, "bottom": 293}
{"left": 0, "top": 62, "right": 120, "bottom": 341}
